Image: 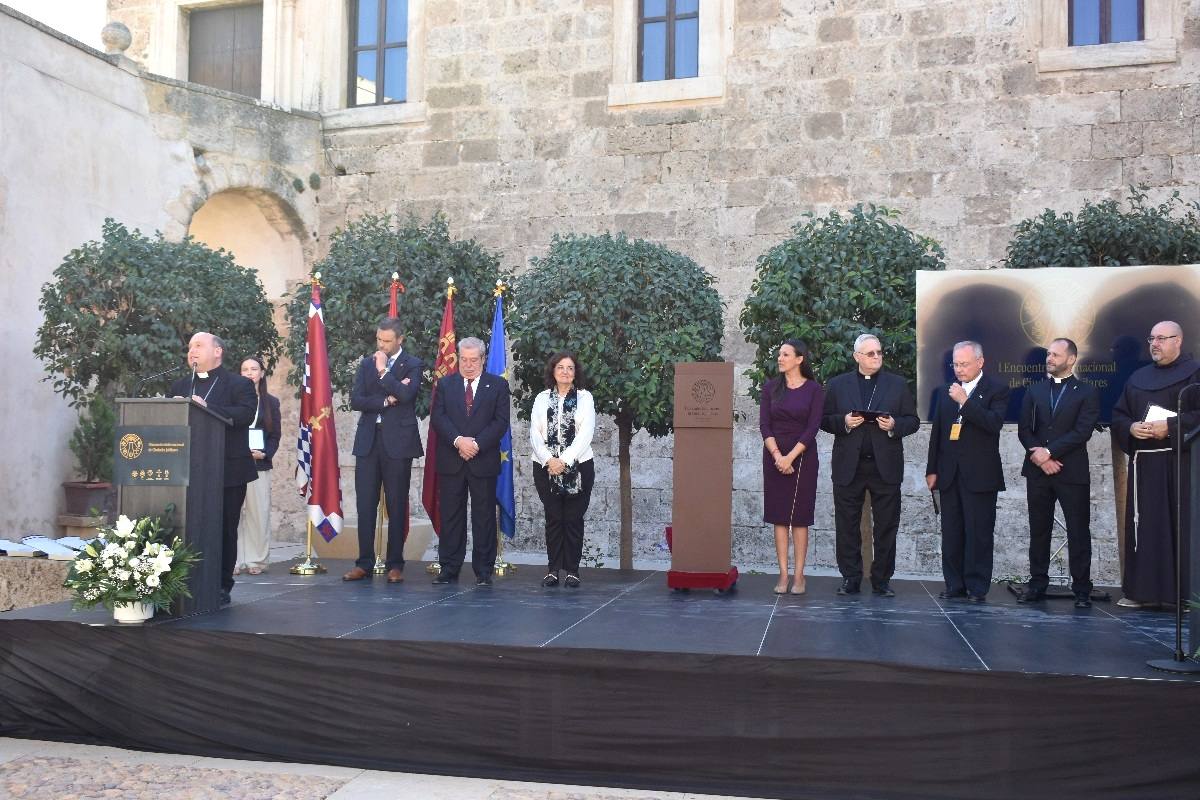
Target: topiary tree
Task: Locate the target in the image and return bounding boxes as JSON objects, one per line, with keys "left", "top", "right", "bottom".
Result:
{"left": 510, "top": 233, "right": 725, "bottom": 569}
{"left": 34, "top": 219, "right": 282, "bottom": 405}
{"left": 284, "top": 213, "right": 505, "bottom": 415}
{"left": 1005, "top": 186, "right": 1200, "bottom": 268}
{"left": 739, "top": 204, "right": 945, "bottom": 397}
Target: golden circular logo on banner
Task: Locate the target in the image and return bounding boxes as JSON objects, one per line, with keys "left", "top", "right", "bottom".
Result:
{"left": 691, "top": 379, "right": 716, "bottom": 405}
{"left": 118, "top": 433, "right": 144, "bottom": 460}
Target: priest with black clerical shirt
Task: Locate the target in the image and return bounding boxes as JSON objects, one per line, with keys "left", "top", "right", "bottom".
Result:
{"left": 1111, "top": 320, "right": 1200, "bottom": 609}
{"left": 170, "top": 331, "right": 258, "bottom": 605}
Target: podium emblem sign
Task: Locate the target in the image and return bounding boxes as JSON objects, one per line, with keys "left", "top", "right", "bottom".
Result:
{"left": 113, "top": 425, "right": 190, "bottom": 486}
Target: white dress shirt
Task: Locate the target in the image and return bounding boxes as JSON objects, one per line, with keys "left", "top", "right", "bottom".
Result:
{"left": 530, "top": 388, "right": 596, "bottom": 466}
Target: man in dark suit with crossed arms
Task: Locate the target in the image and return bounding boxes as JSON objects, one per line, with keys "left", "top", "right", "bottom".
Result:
{"left": 1017, "top": 338, "right": 1099, "bottom": 608}
{"left": 926, "top": 340, "right": 1010, "bottom": 602}
{"left": 343, "top": 316, "right": 423, "bottom": 584}
{"left": 431, "top": 336, "right": 511, "bottom": 585}
{"left": 821, "top": 334, "right": 920, "bottom": 597}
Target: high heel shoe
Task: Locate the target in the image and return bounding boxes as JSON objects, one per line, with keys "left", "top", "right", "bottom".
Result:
{"left": 790, "top": 575, "right": 806, "bottom": 595}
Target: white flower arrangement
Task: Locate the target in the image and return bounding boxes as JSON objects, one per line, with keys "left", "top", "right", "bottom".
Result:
{"left": 64, "top": 513, "right": 199, "bottom": 611}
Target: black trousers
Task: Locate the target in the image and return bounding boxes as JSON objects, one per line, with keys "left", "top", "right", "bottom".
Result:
{"left": 833, "top": 459, "right": 900, "bottom": 588}
{"left": 354, "top": 433, "right": 412, "bottom": 571}
{"left": 437, "top": 469, "right": 498, "bottom": 579}
{"left": 939, "top": 477, "right": 997, "bottom": 597}
{"left": 1026, "top": 476, "right": 1092, "bottom": 595}
{"left": 221, "top": 483, "right": 248, "bottom": 593}
{"left": 533, "top": 459, "right": 595, "bottom": 576}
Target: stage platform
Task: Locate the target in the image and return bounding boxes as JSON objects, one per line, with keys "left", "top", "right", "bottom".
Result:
{"left": 3, "top": 565, "right": 1199, "bottom": 799}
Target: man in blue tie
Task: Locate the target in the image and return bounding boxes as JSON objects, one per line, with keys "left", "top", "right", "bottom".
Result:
{"left": 343, "top": 317, "right": 423, "bottom": 584}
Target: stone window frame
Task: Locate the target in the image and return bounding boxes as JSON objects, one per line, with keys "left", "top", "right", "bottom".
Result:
{"left": 608, "top": 0, "right": 734, "bottom": 109}
{"left": 148, "top": 0, "right": 289, "bottom": 105}
{"left": 323, "top": 0, "right": 427, "bottom": 129}
{"left": 1037, "top": 0, "right": 1178, "bottom": 72}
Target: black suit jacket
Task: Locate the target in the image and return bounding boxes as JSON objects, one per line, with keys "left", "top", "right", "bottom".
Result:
{"left": 820, "top": 370, "right": 920, "bottom": 485}
{"left": 925, "top": 374, "right": 1009, "bottom": 493}
{"left": 431, "top": 372, "right": 511, "bottom": 478}
{"left": 1017, "top": 376, "right": 1098, "bottom": 484}
{"left": 350, "top": 350, "right": 424, "bottom": 460}
{"left": 169, "top": 365, "right": 258, "bottom": 487}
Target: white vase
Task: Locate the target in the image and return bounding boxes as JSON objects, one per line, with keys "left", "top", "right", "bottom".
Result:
{"left": 112, "top": 601, "right": 155, "bottom": 624}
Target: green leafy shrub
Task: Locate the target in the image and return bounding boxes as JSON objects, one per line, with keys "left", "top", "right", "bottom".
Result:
{"left": 35, "top": 219, "right": 281, "bottom": 404}
{"left": 739, "top": 205, "right": 945, "bottom": 397}
{"left": 1005, "top": 186, "right": 1200, "bottom": 268}
{"left": 69, "top": 395, "right": 116, "bottom": 483}
{"left": 284, "top": 214, "right": 504, "bottom": 415}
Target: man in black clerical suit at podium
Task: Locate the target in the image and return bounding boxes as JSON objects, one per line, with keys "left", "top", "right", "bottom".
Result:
{"left": 1017, "top": 338, "right": 1099, "bottom": 608}
{"left": 170, "top": 331, "right": 258, "bottom": 605}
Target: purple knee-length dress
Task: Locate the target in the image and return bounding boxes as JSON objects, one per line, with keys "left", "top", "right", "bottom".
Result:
{"left": 759, "top": 378, "right": 824, "bottom": 526}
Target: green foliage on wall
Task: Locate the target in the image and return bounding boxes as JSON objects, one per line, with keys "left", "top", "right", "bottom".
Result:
{"left": 739, "top": 205, "right": 945, "bottom": 398}
{"left": 1005, "top": 186, "right": 1200, "bottom": 268}
{"left": 284, "top": 214, "right": 505, "bottom": 415}
{"left": 35, "top": 219, "right": 281, "bottom": 405}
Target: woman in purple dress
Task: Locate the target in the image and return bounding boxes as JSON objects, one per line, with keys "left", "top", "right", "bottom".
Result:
{"left": 760, "top": 339, "right": 824, "bottom": 595}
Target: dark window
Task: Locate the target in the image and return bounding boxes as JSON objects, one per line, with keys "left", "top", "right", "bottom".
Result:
{"left": 188, "top": 3, "right": 263, "bottom": 98}
{"left": 1069, "top": 0, "right": 1143, "bottom": 46}
{"left": 349, "top": 0, "right": 408, "bottom": 106}
{"left": 638, "top": 0, "right": 699, "bottom": 82}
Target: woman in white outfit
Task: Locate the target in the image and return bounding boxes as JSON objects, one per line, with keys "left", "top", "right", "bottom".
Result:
{"left": 236, "top": 356, "right": 281, "bottom": 575}
{"left": 530, "top": 352, "right": 596, "bottom": 588}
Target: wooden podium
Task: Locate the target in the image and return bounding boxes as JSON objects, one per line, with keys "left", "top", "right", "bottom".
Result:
{"left": 115, "top": 398, "right": 228, "bottom": 616}
{"left": 668, "top": 362, "right": 738, "bottom": 592}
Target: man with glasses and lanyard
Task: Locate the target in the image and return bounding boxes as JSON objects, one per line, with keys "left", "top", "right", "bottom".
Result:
{"left": 926, "top": 340, "right": 1010, "bottom": 603}
{"left": 821, "top": 334, "right": 919, "bottom": 597}
{"left": 1111, "top": 321, "right": 1200, "bottom": 609}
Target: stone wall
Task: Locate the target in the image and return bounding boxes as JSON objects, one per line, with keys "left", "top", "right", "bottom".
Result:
{"left": 312, "top": 0, "right": 1192, "bottom": 582}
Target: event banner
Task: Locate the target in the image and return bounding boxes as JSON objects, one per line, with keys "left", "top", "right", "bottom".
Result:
{"left": 916, "top": 265, "right": 1200, "bottom": 422}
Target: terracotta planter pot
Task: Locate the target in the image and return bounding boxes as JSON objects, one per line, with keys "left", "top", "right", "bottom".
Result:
{"left": 62, "top": 482, "right": 112, "bottom": 516}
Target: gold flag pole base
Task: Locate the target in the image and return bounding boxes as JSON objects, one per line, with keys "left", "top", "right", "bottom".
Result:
{"left": 372, "top": 497, "right": 388, "bottom": 573}
{"left": 426, "top": 561, "right": 442, "bottom": 575}
{"left": 290, "top": 520, "right": 328, "bottom": 575}
{"left": 494, "top": 530, "right": 514, "bottom": 578}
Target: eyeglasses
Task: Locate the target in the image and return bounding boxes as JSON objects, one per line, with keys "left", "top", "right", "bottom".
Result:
{"left": 857, "top": 350, "right": 883, "bottom": 358}
{"left": 949, "top": 362, "right": 976, "bottom": 369}
{"left": 1147, "top": 335, "right": 1179, "bottom": 344}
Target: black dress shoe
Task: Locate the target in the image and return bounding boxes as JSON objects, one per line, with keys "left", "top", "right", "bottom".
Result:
{"left": 872, "top": 583, "right": 895, "bottom": 597}
{"left": 476, "top": 575, "right": 493, "bottom": 586}
{"left": 966, "top": 593, "right": 987, "bottom": 603}
{"left": 836, "top": 579, "right": 861, "bottom": 595}
{"left": 1017, "top": 589, "right": 1046, "bottom": 604}
{"left": 432, "top": 572, "right": 458, "bottom": 585}
{"left": 938, "top": 589, "right": 967, "bottom": 600}
{"left": 1074, "top": 594, "right": 1092, "bottom": 608}
{"left": 220, "top": 590, "right": 232, "bottom": 605}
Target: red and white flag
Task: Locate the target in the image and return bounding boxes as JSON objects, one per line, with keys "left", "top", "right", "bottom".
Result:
{"left": 421, "top": 284, "right": 458, "bottom": 536}
{"left": 295, "top": 281, "right": 344, "bottom": 542}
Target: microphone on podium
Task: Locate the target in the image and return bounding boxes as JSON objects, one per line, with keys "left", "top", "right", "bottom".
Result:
{"left": 134, "top": 364, "right": 185, "bottom": 397}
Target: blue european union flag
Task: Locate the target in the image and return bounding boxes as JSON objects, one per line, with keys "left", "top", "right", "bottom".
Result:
{"left": 487, "top": 294, "right": 517, "bottom": 539}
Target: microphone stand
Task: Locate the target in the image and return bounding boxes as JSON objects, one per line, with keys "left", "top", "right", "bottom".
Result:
{"left": 1148, "top": 381, "right": 1200, "bottom": 674}
{"left": 134, "top": 364, "right": 184, "bottom": 397}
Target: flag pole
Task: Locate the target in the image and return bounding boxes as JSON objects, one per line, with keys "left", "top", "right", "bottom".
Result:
{"left": 290, "top": 519, "right": 327, "bottom": 575}
{"left": 373, "top": 496, "right": 388, "bottom": 574}
{"left": 492, "top": 279, "right": 515, "bottom": 579}
{"left": 426, "top": 276, "right": 457, "bottom": 575}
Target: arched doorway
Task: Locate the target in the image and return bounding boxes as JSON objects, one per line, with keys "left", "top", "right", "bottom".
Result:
{"left": 188, "top": 187, "right": 309, "bottom": 542}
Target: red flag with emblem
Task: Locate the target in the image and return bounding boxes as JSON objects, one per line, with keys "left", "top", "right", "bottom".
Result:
{"left": 421, "top": 285, "right": 457, "bottom": 536}
{"left": 295, "top": 281, "right": 344, "bottom": 542}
